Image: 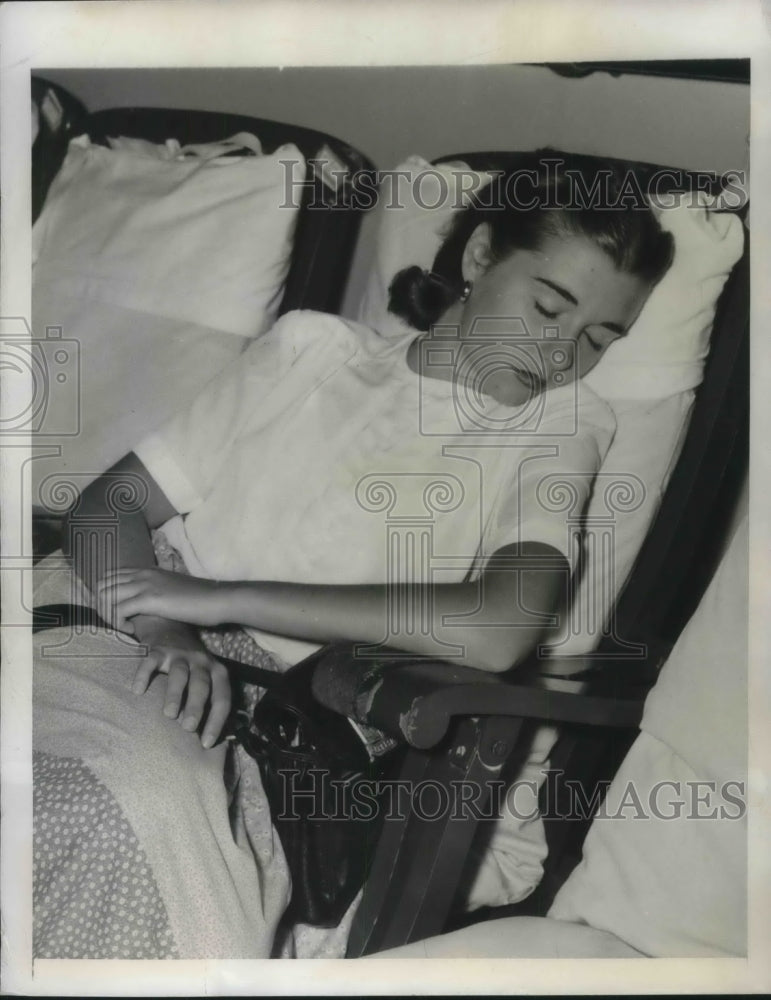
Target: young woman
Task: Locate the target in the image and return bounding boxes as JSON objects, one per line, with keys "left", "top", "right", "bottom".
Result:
{"left": 33, "top": 161, "right": 673, "bottom": 959}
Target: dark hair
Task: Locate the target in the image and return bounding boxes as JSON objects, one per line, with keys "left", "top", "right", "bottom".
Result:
{"left": 388, "top": 154, "right": 675, "bottom": 331}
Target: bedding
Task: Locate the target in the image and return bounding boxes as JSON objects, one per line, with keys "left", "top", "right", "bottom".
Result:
{"left": 32, "top": 540, "right": 357, "bottom": 960}
{"left": 367, "top": 915, "right": 644, "bottom": 958}
{"left": 551, "top": 389, "right": 696, "bottom": 654}
{"left": 30, "top": 132, "right": 305, "bottom": 495}
{"left": 582, "top": 190, "right": 744, "bottom": 401}
{"left": 548, "top": 516, "right": 748, "bottom": 956}
{"left": 32, "top": 554, "right": 290, "bottom": 960}
{"left": 32, "top": 133, "right": 301, "bottom": 337}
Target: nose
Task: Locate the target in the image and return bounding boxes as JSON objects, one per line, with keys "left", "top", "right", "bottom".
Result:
{"left": 535, "top": 318, "right": 582, "bottom": 372}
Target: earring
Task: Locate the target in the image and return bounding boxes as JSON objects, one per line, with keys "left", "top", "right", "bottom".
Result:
{"left": 459, "top": 280, "right": 473, "bottom": 303}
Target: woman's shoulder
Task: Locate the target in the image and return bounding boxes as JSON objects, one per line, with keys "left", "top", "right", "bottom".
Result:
{"left": 575, "top": 382, "right": 617, "bottom": 462}
{"left": 575, "top": 380, "right": 617, "bottom": 432}
{"left": 263, "top": 309, "right": 394, "bottom": 360}
{"left": 536, "top": 380, "right": 617, "bottom": 451}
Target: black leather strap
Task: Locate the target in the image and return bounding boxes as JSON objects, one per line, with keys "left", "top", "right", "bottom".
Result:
{"left": 33, "top": 603, "right": 108, "bottom": 634}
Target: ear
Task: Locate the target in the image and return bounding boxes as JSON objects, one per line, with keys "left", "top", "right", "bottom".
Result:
{"left": 461, "top": 223, "right": 494, "bottom": 282}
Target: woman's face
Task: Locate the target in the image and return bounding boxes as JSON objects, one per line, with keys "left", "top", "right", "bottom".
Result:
{"left": 454, "top": 226, "right": 652, "bottom": 406}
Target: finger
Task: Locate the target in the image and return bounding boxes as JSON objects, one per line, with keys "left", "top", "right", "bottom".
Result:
{"left": 116, "top": 616, "right": 136, "bottom": 636}
{"left": 103, "top": 567, "right": 148, "bottom": 583}
{"left": 96, "top": 571, "right": 141, "bottom": 600}
{"left": 100, "top": 578, "right": 144, "bottom": 605}
{"left": 98, "top": 580, "right": 143, "bottom": 622}
{"left": 112, "top": 595, "right": 156, "bottom": 623}
{"left": 163, "top": 657, "right": 190, "bottom": 719}
{"left": 95, "top": 571, "right": 121, "bottom": 592}
{"left": 180, "top": 665, "right": 212, "bottom": 733}
{"left": 99, "top": 594, "right": 137, "bottom": 635}
{"left": 95, "top": 574, "right": 116, "bottom": 609}
{"left": 93, "top": 591, "right": 130, "bottom": 634}
{"left": 201, "top": 663, "right": 232, "bottom": 749}
{"left": 132, "top": 648, "right": 163, "bottom": 695}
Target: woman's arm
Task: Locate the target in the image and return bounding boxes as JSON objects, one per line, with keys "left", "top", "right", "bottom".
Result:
{"left": 99, "top": 541, "right": 569, "bottom": 673}
{"left": 66, "top": 453, "right": 231, "bottom": 747}
{"left": 66, "top": 451, "right": 176, "bottom": 594}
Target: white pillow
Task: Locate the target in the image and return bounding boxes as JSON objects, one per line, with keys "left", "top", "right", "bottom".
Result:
{"left": 550, "top": 390, "right": 695, "bottom": 655}
{"left": 584, "top": 192, "right": 745, "bottom": 401}
{"left": 31, "top": 133, "right": 305, "bottom": 493}
{"left": 355, "top": 155, "right": 494, "bottom": 340}
{"left": 30, "top": 297, "right": 252, "bottom": 497}
{"left": 33, "top": 133, "right": 305, "bottom": 339}
{"left": 548, "top": 517, "right": 748, "bottom": 957}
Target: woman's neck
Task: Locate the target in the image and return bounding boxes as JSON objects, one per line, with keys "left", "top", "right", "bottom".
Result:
{"left": 405, "top": 300, "right": 465, "bottom": 386}
{"left": 405, "top": 314, "right": 547, "bottom": 410}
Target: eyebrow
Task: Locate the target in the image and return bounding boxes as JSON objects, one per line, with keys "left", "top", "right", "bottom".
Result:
{"left": 535, "top": 277, "right": 578, "bottom": 305}
{"left": 534, "top": 277, "right": 627, "bottom": 336}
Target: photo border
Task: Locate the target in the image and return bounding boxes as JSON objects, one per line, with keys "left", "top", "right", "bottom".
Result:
{"left": 1, "top": 1, "right": 769, "bottom": 995}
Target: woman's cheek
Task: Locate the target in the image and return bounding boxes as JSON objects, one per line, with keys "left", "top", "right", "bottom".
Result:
{"left": 575, "top": 338, "right": 603, "bottom": 379}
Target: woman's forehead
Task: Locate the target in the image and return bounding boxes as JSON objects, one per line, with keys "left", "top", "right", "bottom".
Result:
{"left": 527, "top": 233, "right": 614, "bottom": 275}
{"left": 523, "top": 236, "right": 644, "bottom": 303}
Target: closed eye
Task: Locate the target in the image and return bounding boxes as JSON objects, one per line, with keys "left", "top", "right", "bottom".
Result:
{"left": 582, "top": 329, "right": 601, "bottom": 351}
{"left": 535, "top": 302, "right": 558, "bottom": 320}
{"left": 583, "top": 327, "right": 624, "bottom": 351}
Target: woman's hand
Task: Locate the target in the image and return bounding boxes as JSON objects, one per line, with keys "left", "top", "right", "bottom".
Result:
{"left": 96, "top": 568, "right": 229, "bottom": 633}
{"left": 131, "top": 616, "right": 231, "bottom": 749}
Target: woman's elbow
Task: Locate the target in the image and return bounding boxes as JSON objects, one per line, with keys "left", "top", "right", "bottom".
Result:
{"left": 471, "top": 651, "right": 515, "bottom": 674}
{"left": 461, "top": 627, "right": 542, "bottom": 674}
{"left": 63, "top": 476, "right": 109, "bottom": 529}
{"left": 61, "top": 480, "right": 102, "bottom": 554}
